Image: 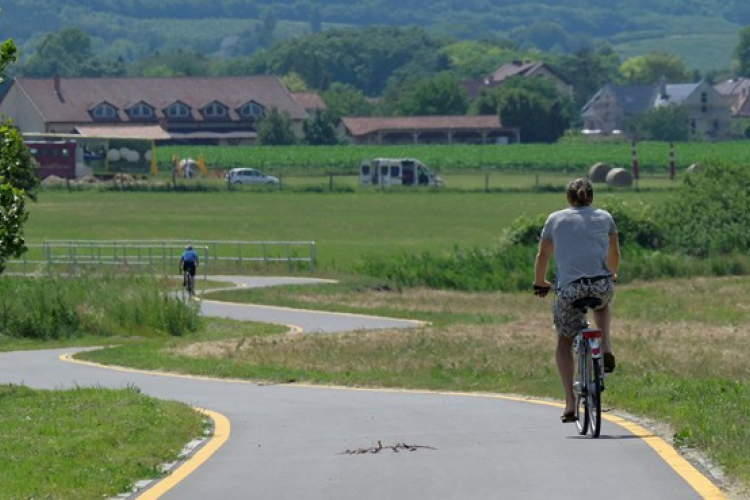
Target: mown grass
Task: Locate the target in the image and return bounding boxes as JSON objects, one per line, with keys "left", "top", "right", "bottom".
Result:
{"left": 0, "top": 384, "right": 206, "bottom": 500}
{"left": 23, "top": 189, "right": 665, "bottom": 270}
{"left": 79, "top": 276, "right": 750, "bottom": 492}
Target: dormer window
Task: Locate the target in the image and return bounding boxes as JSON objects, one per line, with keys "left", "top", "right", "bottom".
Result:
{"left": 239, "top": 101, "right": 265, "bottom": 118}
{"left": 165, "top": 102, "right": 191, "bottom": 119}
{"left": 92, "top": 103, "right": 117, "bottom": 119}
{"left": 128, "top": 102, "right": 155, "bottom": 119}
{"left": 202, "top": 101, "right": 228, "bottom": 118}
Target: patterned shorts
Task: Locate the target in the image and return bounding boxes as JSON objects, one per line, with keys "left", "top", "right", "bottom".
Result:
{"left": 552, "top": 278, "right": 614, "bottom": 338}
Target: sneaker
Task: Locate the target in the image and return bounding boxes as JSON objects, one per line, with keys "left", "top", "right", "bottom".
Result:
{"left": 603, "top": 352, "right": 616, "bottom": 373}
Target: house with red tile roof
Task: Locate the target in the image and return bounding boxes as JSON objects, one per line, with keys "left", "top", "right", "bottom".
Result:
{"left": 462, "top": 60, "right": 574, "bottom": 100}
{"left": 340, "top": 115, "right": 519, "bottom": 145}
{"left": 0, "top": 75, "right": 308, "bottom": 145}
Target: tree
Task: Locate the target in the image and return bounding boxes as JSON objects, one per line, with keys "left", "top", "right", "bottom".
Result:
{"left": 320, "top": 83, "right": 375, "bottom": 117}
{"left": 619, "top": 52, "right": 692, "bottom": 84}
{"left": 556, "top": 44, "right": 621, "bottom": 109}
{"left": 735, "top": 25, "right": 750, "bottom": 77}
{"left": 20, "top": 27, "right": 125, "bottom": 77}
{"left": 629, "top": 105, "right": 690, "bottom": 142}
{"left": 386, "top": 72, "right": 468, "bottom": 116}
{"left": 303, "top": 110, "right": 339, "bottom": 145}
{"left": 0, "top": 39, "right": 40, "bottom": 273}
{"left": 472, "top": 76, "right": 573, "bottom": 143}
{"left": 258, "top": 108, "right": 297, "bottom": 146}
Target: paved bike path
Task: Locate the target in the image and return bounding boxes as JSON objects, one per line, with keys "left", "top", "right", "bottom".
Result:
{"left": 0, "top": 277, "right": 726, "bottom": 500}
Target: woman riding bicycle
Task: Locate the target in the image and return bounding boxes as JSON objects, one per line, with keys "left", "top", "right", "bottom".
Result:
{"left": 533, "top": 178, "right": 620, "bottom": 422}
{"left": 180, "top": 244, "right": 199, "bottom": 290}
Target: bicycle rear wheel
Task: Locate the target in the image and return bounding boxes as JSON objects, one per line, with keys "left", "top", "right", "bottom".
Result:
{"left": 574, "top": 345, "right": 589, "bottom": 436}
{"left": 587, "top": 359, "right": 603, "bottom": 438}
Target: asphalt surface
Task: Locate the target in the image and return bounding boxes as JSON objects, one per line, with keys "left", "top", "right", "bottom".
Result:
{"left": 0, "top": 277, "right": 725, "bottom": 500}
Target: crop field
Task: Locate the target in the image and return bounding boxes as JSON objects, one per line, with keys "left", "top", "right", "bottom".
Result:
{"left": 156, "top": 140, "right": 750, "bottom": 175}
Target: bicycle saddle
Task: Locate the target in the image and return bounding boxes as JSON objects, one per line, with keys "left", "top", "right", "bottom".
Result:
{"left": 572, "top": 297, "right": 602, "bottom": 311}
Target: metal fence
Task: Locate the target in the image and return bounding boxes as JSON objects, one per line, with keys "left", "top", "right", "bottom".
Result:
{"left": 7, "top": 239, "right": 316, "bottom": 274}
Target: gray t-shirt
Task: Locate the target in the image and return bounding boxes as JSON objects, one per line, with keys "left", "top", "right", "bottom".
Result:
{"left": 540, "top": 206, "right": 617, "bottom": 288}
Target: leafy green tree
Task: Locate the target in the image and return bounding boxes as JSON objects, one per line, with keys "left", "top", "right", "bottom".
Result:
{"left": 472, "top": 76, "right": 573, "bottom": 143}
{"left": 320, "top": 83, "right": 375, "bottom": 117}
{"left": 440, "top": 40, "right": 521, "bottom": 79}
{"left": 735, "top": 25, "right": 750, "bottom": 77}
{"left": 303, "top": 110, "right": 339, "bottom": 145}
{"left": 20, "top": 27, "right": 125, "bottom": 77}
{"left": 0, "top": 38, "right": 40, "bottom": 273}
{"left": 248, "top": 26, "right": 448, "bottom": 96}
{"left": 619, "top": 52, "right": 693, "bottom": 84}
{"left": 556, "top": 44, "right": 621, "bottom": 109}
{"left": 386, "top": 72, "right": 468, "bottom": 116}
{"left": 258, "top": 107, "right": 297, "bottom": 146}
{"left": 128, "top": 49, "right": 210, "bottom": 77}
{"left": 629, "top": 105, "right": 690, "bottom": 142}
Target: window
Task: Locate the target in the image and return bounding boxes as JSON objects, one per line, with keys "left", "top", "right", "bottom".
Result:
{"left": 203, "top": 102, "right": 227, "bottom": 118}
{"left": 166, "top": 102, "right": 191, "bottom": 118}
{"left": 240, "top": 101, "right": 265, "bottom": 118}
{"left": 701, "top": 92, "right": 708, "bottom": 103}
{"left": 92, "top": 103, "right": 117, "bottom": 119}
{"left": 129, "top": 102, "right": 154, "bottom": 119}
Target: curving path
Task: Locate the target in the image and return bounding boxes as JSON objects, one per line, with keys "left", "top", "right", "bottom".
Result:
{"left": 0, "top": 277, "right": 729, "bottom": 500}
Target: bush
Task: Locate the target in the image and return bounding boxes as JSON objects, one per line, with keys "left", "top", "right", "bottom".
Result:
{"left": 660, "top": 161, "right": 750, "bottom": 257}
{"left": 0, "top": 271, "right": 200, "bottom": 340}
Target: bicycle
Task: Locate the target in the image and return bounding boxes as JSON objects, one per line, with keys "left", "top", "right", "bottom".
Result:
{"left": 533, "top": 286, "right": 606, "bottom": 438}
{"left": 570, "top": 297, "right": 605, "bottom": 438}
{"left": 183, "top": 268, "right": 195, "bottom": 297}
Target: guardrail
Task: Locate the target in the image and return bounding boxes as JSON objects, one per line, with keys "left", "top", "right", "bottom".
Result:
{"left": 7, "top": 239, "right": 316, "bottom": 274}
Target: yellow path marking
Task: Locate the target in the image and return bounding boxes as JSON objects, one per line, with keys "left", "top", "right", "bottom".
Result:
{"left": 135, "top": 409, "right": 230, "bottom": 500}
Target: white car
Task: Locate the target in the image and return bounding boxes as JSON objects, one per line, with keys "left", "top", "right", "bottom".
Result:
{"left": 226, "top": 168, "right": 279, "bottom": 185}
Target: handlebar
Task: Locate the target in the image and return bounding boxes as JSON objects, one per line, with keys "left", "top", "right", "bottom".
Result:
{"left": 533, "top": 284, "right": 552, "bottom": 297}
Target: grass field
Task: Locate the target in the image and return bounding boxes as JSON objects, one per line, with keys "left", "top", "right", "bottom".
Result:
{"left": 23, "top": 188, "right": 666, "bottom": 271}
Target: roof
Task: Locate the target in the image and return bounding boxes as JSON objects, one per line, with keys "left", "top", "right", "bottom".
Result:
{"left": 341, "top": 115, "right": 506, "bottom": 136}
{"left": 608, "top": 84, "right": 661, "bottom": 114}
{"left": 490, "top": 61, "right": 571, "bottom": 85}
{"left": 292, "top": 91, "right": 327, "bottom": 111}
{"left": 74, "top": 125, "right": 171, "bottom": 140}
{"left": 655, "top": 83, "right": 700, "bottom": 107}
{"left": 11, "top": 76, "right": 308, "bottom": 124}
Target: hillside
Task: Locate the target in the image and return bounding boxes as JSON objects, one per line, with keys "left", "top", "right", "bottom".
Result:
{"left": 0, "top": 0, "right": 745, "bottom": 71}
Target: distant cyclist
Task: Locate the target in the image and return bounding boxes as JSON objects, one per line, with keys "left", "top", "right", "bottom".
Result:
{"left": 180, "top": 244, "right": 199, "bottom": 290}
{"left": 533, "top": 178, "right": 620, "bottom": 422}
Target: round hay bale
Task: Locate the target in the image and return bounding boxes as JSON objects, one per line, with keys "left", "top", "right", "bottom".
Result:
{"left": 107, "top": 149, "right": 121, "bottom": 162}
{"left": 605, "top": 167, "right": 633, "bottom": 187}
{"left": 686, "top": 163, "right": 701, "bottom": 174}
{"left": 588, "top": 162, "right": 612, "bottom": 183}
{"left": 144, "top": 150, "right": 152, "bottom": 162}
{"left": 119, "top": 147, "right": 131, "bottom": 157}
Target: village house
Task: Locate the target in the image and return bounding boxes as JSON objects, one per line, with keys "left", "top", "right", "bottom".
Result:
{"left": 0, "top": 75, "right": 309, "bottom": 145}
{"left": 581, "top": 80, "right": 732, "bottom": 140}
{"left": 462, "top": 60, "right": 574, "bottom": 100}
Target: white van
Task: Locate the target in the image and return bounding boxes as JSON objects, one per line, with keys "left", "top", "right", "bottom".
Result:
{"left": 359, "top": 158, "right": 444, "bottom": 187}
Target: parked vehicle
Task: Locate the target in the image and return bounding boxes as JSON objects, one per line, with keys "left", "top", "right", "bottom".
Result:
{"left": 359, "top": 158, "right": 444, "bottom": 187}
{"left": 226, "top": 168, "right": 279, "bottom": 185}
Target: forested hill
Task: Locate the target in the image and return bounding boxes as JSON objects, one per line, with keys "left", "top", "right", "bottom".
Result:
{"left": 1, "top": 0, "right": 747, "bottom": 71}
